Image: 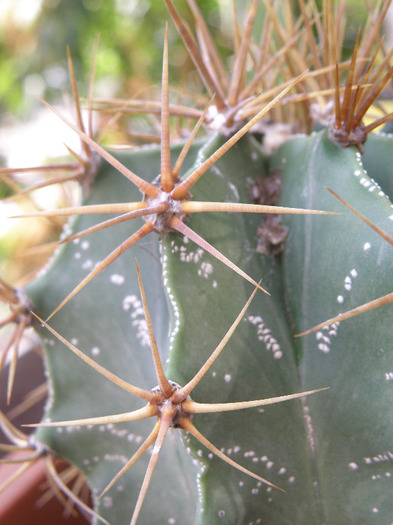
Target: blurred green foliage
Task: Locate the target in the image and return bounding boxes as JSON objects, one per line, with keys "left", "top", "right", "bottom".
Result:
{"left": 0, "top": 0, "right": 221, "bottom": 117}
{"left": 0, "top": 0, "right": 381, "bottom": 118}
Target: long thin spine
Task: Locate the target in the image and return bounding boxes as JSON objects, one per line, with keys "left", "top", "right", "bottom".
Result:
{"left": 129, "top": 407, "right": 175, "bottom": 525}
{"left": 160, "top": 25, "right": 174, "bottom": 193}
{"left": 135, "top": 262, "right": 173, "bottom": 397}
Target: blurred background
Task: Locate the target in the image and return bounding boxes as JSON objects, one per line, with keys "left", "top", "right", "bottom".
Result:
{"left": 0, "top": 0, "right": 384, "bottom": 118}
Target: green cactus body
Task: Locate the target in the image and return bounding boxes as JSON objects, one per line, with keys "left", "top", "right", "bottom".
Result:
{"left": 4, "top": 1, "right": 393, "bottom": 523}
{"left": 273, "top": 128, "right": 393, "bottom": 523}
{"left": 20, "top": 123, "right": 393, "bottom": 524}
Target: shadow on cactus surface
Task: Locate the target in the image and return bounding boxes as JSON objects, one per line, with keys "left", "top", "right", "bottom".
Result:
{"left": 1, "top": 0, "right": 393, "bottom": 524}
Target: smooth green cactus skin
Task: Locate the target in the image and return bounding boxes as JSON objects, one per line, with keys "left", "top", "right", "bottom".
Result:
{"left": 274, "top": 128, "right": 393, "bottom": 524}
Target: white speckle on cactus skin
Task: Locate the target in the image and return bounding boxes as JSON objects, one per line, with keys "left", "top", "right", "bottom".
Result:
{"left": 315, "top": 323, "right": 339, "bottom": 354}
{"left": 246, "top": 315, "right": 282, "bottom": 359}
{"left": 122, "top": 295, "right": 137, "bottom": 311}
{"left": 344, "top": 276, "right": 352, "bottom": 290}
{"left": 102, "top": 496, "right": 113, "bottom": 508}
{"left": 198, "top": 261, "right": 214, "bottom": 279}
{"left": 169, "top": 237, "right": 220, "bottom": 287}
{"left": 180, "top": 246, "right": 204, "bottom": 264}
{"left": 110, "top": 273, "right": 125, "bottom": 285}
{"left": 82, "top": 259, "right": 93, "bottom": 270}
{"left": 66, "top": 425, "right": 81, "bottom": 433}
{"left": 121, "top": 294, "right": 150, "bottom": 346}
{"left": 368, "top": 451, "right": 393, "bottom": 463}
{"left": 344, "top": 268, "right": 358, "bottom": 291}
{"left": 244, "top": 450, "right": 255, "bottom": 458}
{"left": 317, "top": 343, "right": 330, "bottom": 353}
{"left": 224, "top": 374, "right": 231, "bottom": 382}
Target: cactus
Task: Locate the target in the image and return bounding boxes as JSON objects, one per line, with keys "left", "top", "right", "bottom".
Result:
{"left": 1, "top": 1, "right": 393, "bottom": 524}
